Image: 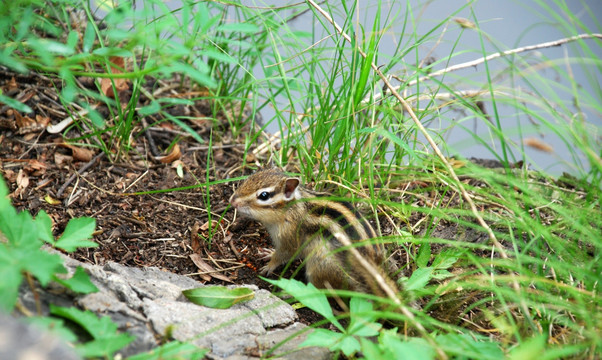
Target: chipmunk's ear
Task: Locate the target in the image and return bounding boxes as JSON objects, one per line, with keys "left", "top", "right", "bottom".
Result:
{"left": 283, "top": 177, "right": 300, "bottom": 200}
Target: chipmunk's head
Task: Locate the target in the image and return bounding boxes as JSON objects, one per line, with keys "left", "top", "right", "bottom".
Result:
{"left": 229, "top": 168, "right": 302, "bottom": 224}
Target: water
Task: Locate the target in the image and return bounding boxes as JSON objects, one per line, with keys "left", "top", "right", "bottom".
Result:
{"left": 246, "top": 0, "right": 601, "bottom": 175}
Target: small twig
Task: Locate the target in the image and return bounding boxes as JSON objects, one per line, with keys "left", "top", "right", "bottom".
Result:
{"left": 65, "top": 177, "right": 81, "bottom": 207}
{"left": 147, "top": 126, "right": 196, "bottom": 138}
{"left": 57, "top": 152, "right": 105, "bottom": 198}
{"left": 141, "top": 118, "right": 160, "bottom": 157}
{"left": 25, "top": 272, "right": 42, "bottom": 315}
{"left": 123, "top": 170, "right": 149, "bottom": 193}
{"left": 373, "top": 33, "right": 602, "bottom": 103}
{"left": 185, "top": 263, "right": 246, "bottom": 277}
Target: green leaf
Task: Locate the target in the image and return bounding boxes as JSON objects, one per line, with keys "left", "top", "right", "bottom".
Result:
{"left": 338, "top": 335, "right": 362, "bottom": 357}
{"left": 167, "top": 62, "right": 216, "bottom": 88}
{"left": 157, "top": 98, "right": 195, "bottom": 106}
{"left": 360, "top": 337, "right": 388, "bottom": 359}
{"left": 0, "top": 253, "right": 22, "bottom": 311}
{"left": 127, "top": 341, "right": 208, "bottom": 360}
{"left": 55, "top": 217, "right": 97, "bottom": 252}
{"left": 509, "top": 335, "right": 547, "bottom": 360}
{"left": 353, "top": 29, "right": 376, "bottom": 107}
{"left": 203, "top": 48, "right": 236, "bottom": 64}
{"left": 24, "top": 251, "right": 65, "bottom": 286}
{"left": 436, "top": 333, "right": 503, "bottom": 360}
{"left": 50, "top": 305, "right": 117, "bottom": 339}
{"left": 405, "top": 267, "right": 433, "bottom": 291}
{"left": 302, "top": 324, "right": 361, "bottom": 356}
{"left": 1, "top": 210, "right": 37, "bottom": 247}
{"left": 138, "top": 101, "right": 161, "bottom": 116}
{"left": 347, "top": 297, "right": 381, "bottom": 337}
{"left": 265, "top": 278, "right": 342, "bottom": 331}
{"left": 381, "top": 333, "right": 436, "bottom": 360}
{"left": 301, "top": 328, "right": 345, "bottom": 349}
{"left": 49, "top": 305, "right": 134, "bottom": 357}
{"left": 83, "top": 21, "right": 96, "bottom": 53}
{"left": 66, "top": 30, "right": 78, "bottom": 49}
{"left": 53, "top": 266, "right": 98, "bottom": 294}
{"left": 416, "top": 244, "right": 431, "bottom": 268}
{"left": 431, "top": 269, "right": 453, "bottom": 280}
{"left": 77, "top": 335, "right": 135, "bottom": 358}
{"left": 183, "top": 286, "right": 254, "bottom": 309}
{"left": 35, "top": 210, "right": 54, "bottom": 243}
{"left": 0, "top": 174, "right": 9, "bottom": 201}
{"left": 34, "top": 38, "right": 75, "bottom": 56}
{"left": 431, "top": 248, "right": 465, "bottom": 269}
{"left": 0, "top": 94, "right": 33, "bottom": 113}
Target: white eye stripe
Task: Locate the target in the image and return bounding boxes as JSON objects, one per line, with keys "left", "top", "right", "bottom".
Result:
{"left": 256, "top": 187, "right": 275, "bottom": 197}
{"left": 256, "top": 193, "right": 287, "bottom": 205}
{"left": 256, "top": 187, "right": 275, "bottom": 202}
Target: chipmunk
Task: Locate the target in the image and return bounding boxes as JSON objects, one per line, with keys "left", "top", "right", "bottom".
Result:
{"left": 230, "top": 168, "right": 400, "bottom": 298}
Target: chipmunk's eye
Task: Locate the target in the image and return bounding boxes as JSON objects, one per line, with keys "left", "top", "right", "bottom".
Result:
{"left": 257, "top": 191, "right": 271, "bottom": 201}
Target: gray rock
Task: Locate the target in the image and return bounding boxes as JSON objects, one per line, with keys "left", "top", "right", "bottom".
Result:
{"left": 245, "top": 289, "right": 297, "bottom": 328}
{"left": 0, "top": 312, "right": 80, "bottom": 360}
{"left": 14, "top": 252, "right": 326, "bottom": 359}
{"left": 257, "top": 323, "right": 331, "bottom": 360}
{"left": 144, "top": 297, "right": 264, "bottom": 357}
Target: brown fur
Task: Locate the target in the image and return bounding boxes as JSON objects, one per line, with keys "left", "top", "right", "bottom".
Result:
{"left": 230, "top": 168, "right": 399, "bottom": 297}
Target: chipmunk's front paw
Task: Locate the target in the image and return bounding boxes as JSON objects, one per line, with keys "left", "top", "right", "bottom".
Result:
{"left": 260, "top": 261, "right": 280, "bottom": 276}
{"left": 259, "top": 251, "right": 280, "bottom": 276}
{"left": 258, "top": 247, "right": 274, "bottom": 261}
{"left": 259, "top": 264, "right": 274, "bottom": 276}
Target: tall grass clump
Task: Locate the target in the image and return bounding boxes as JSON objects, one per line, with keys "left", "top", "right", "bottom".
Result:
{"left": 247, "top": 0, "right": 600, "bottom": 358}
{"left": 0, "top": 0, "right": 273, "bottom": 158}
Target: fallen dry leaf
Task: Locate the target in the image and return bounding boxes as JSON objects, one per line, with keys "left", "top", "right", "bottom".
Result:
{"left": 25, "top": 159, "right": 48, "bottom": 176}
{"left": 190, "top": 253, "right": 212, "bottom": 282}
{"left": 35, "top": 114, "right": 50, "bottom": 127}
{"left": 189, "top": 253, "right": 233, "bottom": 283}
{"left": 157, "top": 143, "right": 181, "bottom": 164}
{"left": 6, "top": 77, "right": 18, "bottom": 91}
{"left": 200, "top": 220, "right": 218, "bottom": 232}
{"left": 13, "top": 169, "right": 30, "bottom": 198}
{"left": 54, "top": 152, "right": 73, "bottom": 168}
{"left": 100, "top": 56, "right": 130, "bottom": 99}
{"left": 59, "top": 143, "right": 94, "bottom": 162}
{"left": 190, "top": 222, "right": 202, "bottom": 253}
{"left": 14, "top": 112, "right": 40, "bottom": 134}
{"left": 524, "top": 137, "right": 554, "bottom": 153}
{"left": 3, "top": 169, "right": 16, "bottom": 183}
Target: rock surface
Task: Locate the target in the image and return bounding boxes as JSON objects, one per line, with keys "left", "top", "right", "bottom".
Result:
{"left": 0, "top": 312, "right": 80, "bottom": 360}
{"left": 12, "top": 253, "right": 330, "bottom": 359}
